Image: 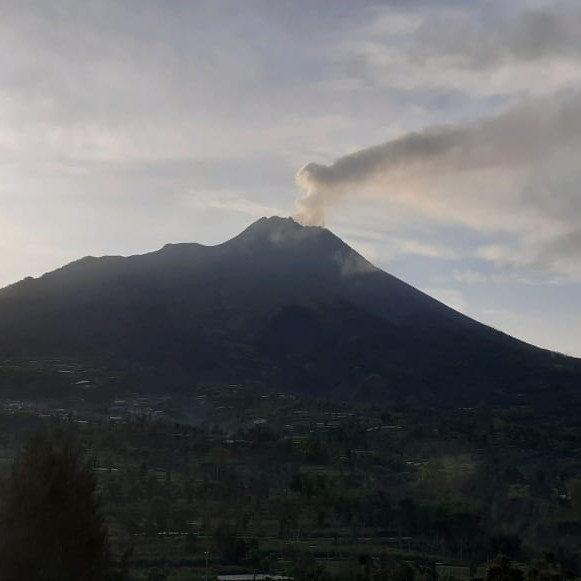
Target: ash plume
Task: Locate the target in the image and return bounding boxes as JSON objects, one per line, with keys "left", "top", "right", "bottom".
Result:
{"left": 293, "top": 92, "right": 581, "bottom": 226}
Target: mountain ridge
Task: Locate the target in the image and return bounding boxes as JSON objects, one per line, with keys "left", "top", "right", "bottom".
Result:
{"left": 0, "top": 216, "right": 579, "bottom": 408}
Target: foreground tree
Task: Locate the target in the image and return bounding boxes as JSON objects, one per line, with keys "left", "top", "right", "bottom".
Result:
{"left": 486, "top": 555, "right": 524, "bottom": 581}
{"left": 0, "top": 431, "right": 110, "bottom": 580}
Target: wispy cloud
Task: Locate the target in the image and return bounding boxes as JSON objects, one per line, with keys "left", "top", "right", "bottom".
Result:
{"left": 334, "top": 1, "right": 581, "bottom": 98}
{"left": 190, "top": 194, "right": 287, "bottom": 219}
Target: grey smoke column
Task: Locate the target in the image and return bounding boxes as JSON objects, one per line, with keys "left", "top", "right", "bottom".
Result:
{"left": 293, "top": 92, "right": 581, "bottom": 226}
{"left": 294, "top": 127, "right": 469, "bottom": 226}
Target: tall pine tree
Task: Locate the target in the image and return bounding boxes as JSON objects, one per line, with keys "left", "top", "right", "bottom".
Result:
{"left": 0, "top": 431, "right": 110, "bottom": 580}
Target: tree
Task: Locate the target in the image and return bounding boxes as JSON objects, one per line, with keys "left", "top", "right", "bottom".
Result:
{"left": 486, "top": 554, "right": 524, "bottom": 581}
{"left": 292, "top": 552, "right": 332, "bottom": 581}
{"left": 212, "top": 521, "right": 248, "bottom": 563}
{"left": 0, "top": 431, "right": 110, "bottom": 580}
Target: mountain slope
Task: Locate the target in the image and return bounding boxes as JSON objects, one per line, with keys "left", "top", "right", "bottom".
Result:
{"left": 0, "top": 216, "right": 579, "bottom": 407}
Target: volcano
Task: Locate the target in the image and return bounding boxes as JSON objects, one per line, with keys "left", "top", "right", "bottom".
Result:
{"left": 0, "top": 216, "right": 579, "bottom": 408}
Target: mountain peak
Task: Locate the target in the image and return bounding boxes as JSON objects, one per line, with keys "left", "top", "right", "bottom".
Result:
{"left": 226, "top": 215, "right": 327, "bottom": 248}
{"left": 242, "top": 215, "right": 315, "bottom": 236}
{"left": 0, "top": 213, "right": 580, "bottom": 409}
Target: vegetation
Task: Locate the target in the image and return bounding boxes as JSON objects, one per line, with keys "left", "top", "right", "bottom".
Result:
{"left": 0, "top": 431, "right": 110, "bottom": 580}
{"left": 1, "top": 376, "right": 581, "bottom": 580}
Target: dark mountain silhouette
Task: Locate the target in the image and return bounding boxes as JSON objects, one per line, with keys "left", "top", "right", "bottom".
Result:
{"left": 0, "top": 216, "right": 579, "bottom": 407}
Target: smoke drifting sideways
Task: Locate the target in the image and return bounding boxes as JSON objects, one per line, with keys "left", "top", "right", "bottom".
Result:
{"left": 294, "top": 127, "right": 468, "bottom": 226}
{"left": 293, "top": 92, "right": 581, "bottom": 227}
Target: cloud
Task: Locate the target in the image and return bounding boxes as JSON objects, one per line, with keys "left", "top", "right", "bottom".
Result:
{"left": 386, "top": 238, "right": 458, "bottom": 260}
{"left": 413, "top": 4, "right": 581, "bottom": 65}
{"left": 452, "top": 269, "right": 540, "bottom": 286}
{"left": 453, "top": 270, "right": 490, "bottom": 284}
{"left": 190, "top": 195, "right": 287, "bottom": 218}
{"left": 336, "top": 1, "right": 581, "bottom": 98}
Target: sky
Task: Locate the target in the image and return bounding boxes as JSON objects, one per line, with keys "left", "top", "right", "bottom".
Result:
{"left": 2, "top": 0, "right": 581, "bottom": 356}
